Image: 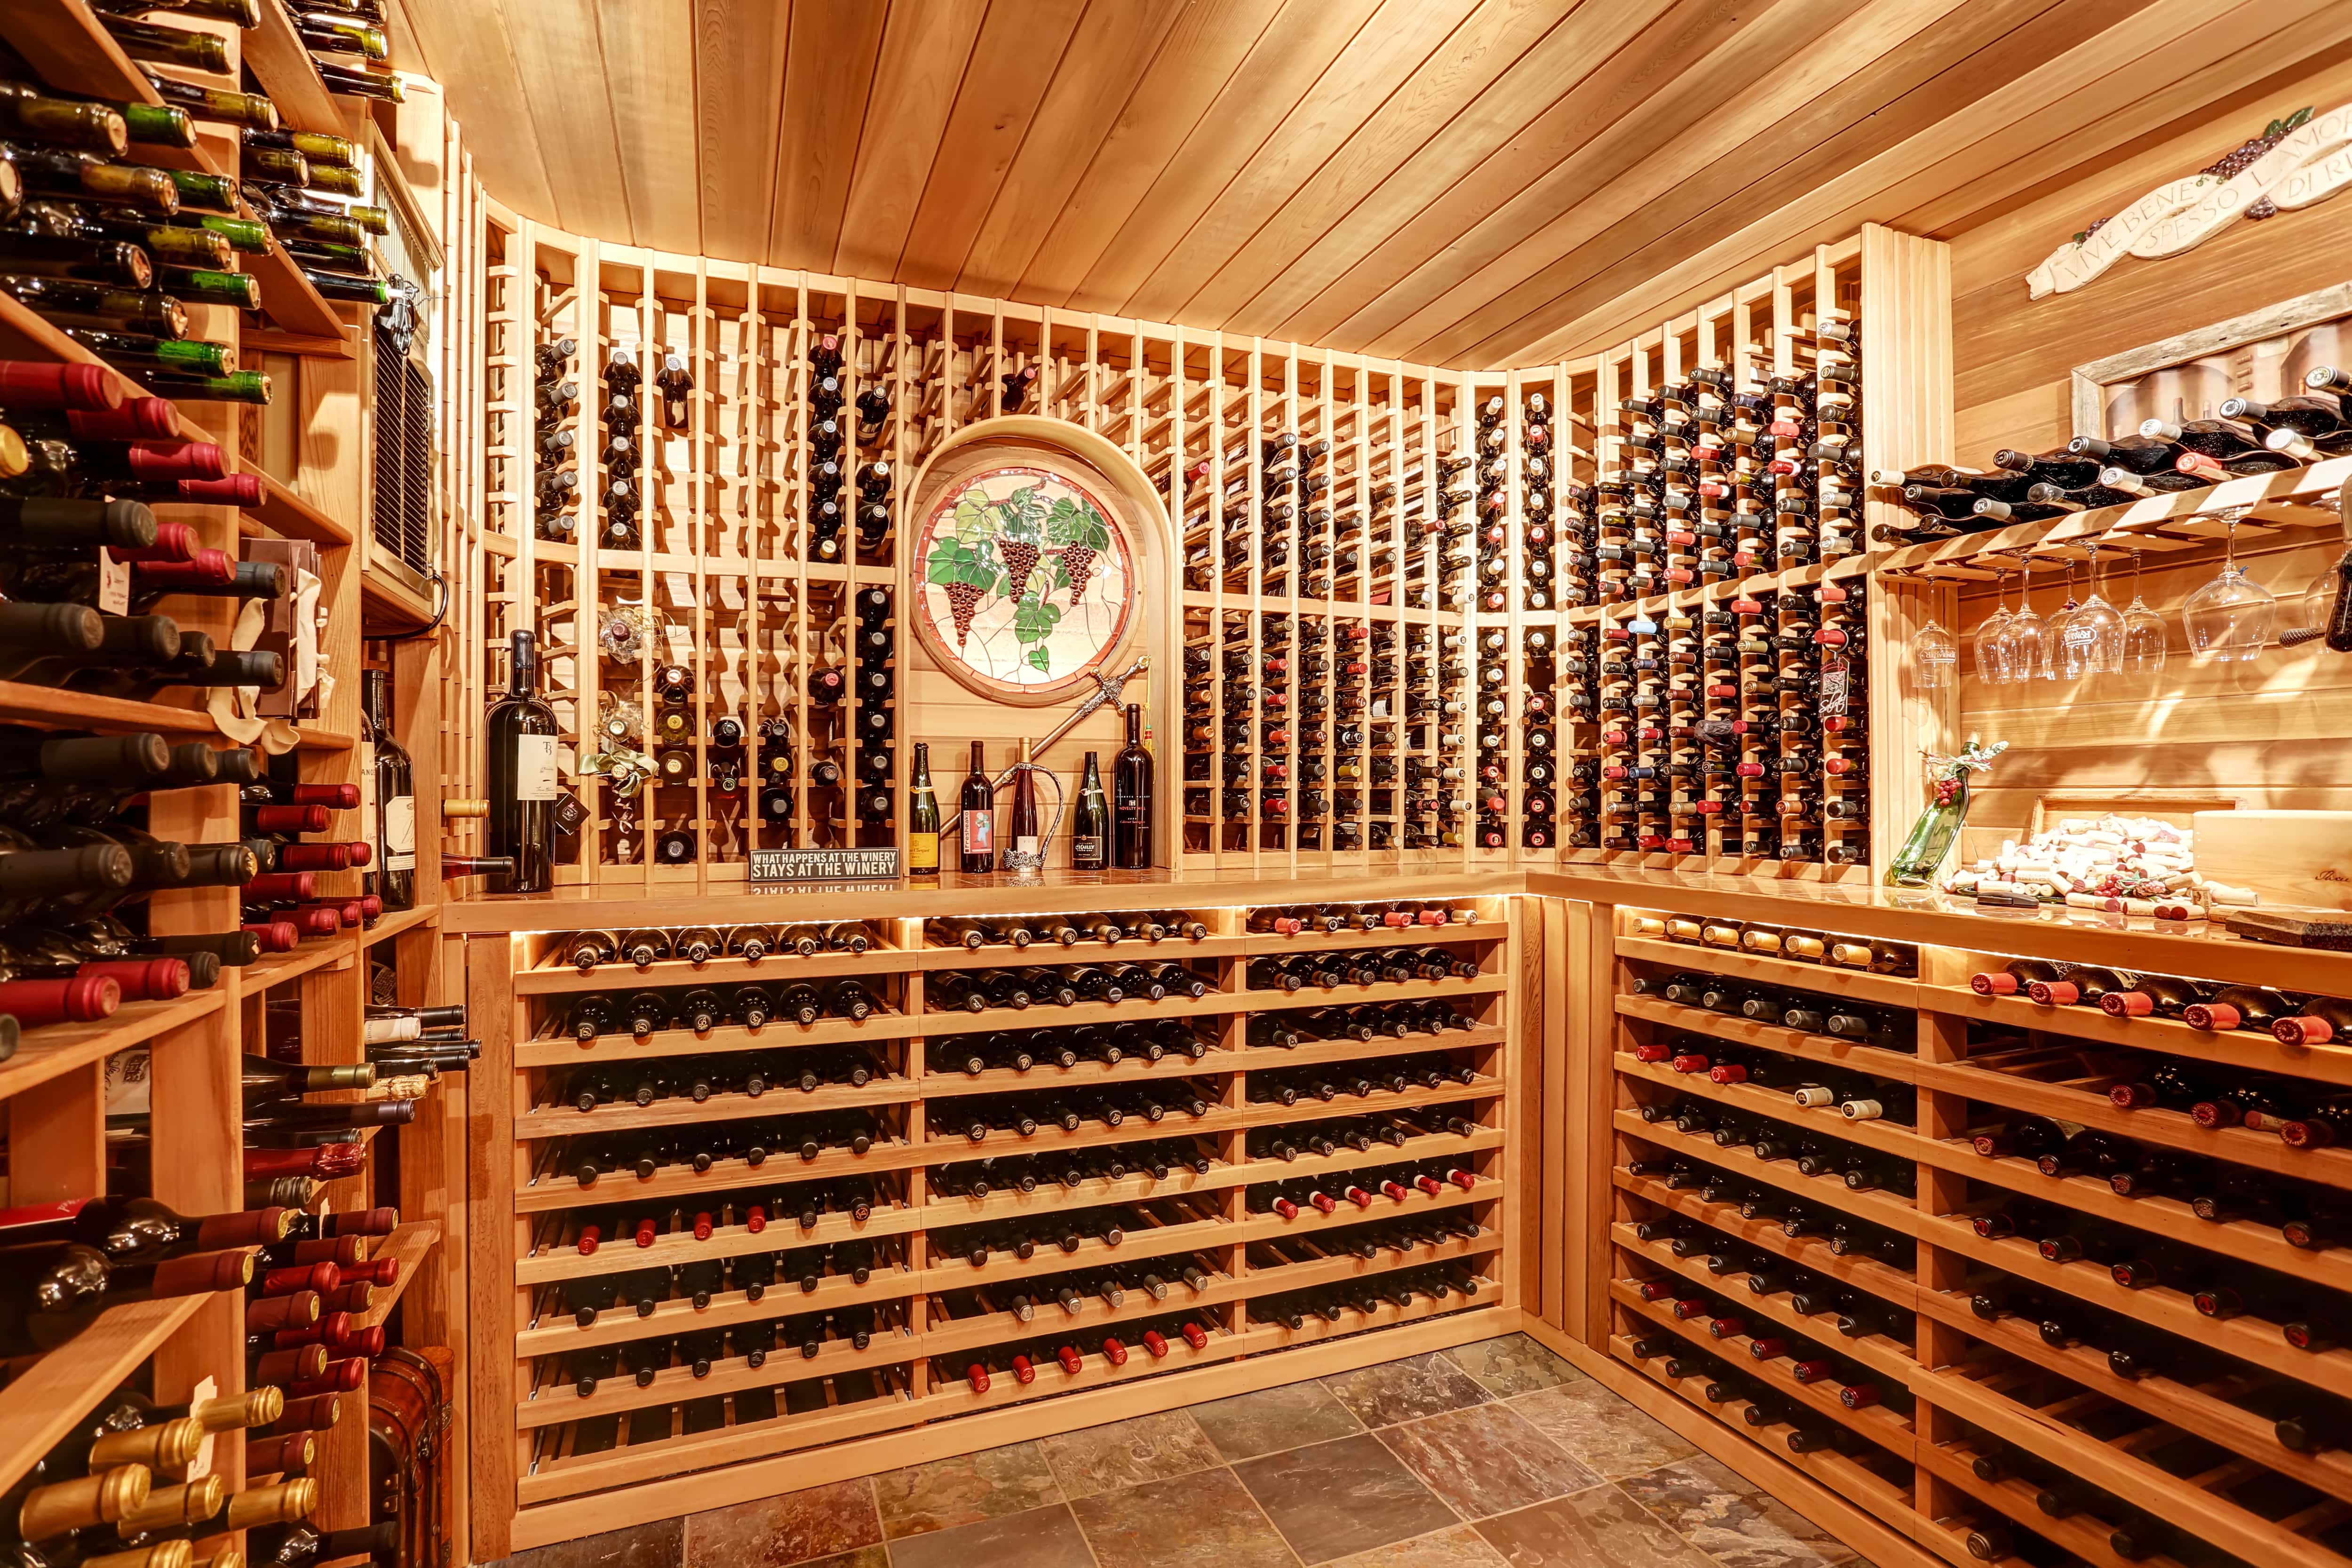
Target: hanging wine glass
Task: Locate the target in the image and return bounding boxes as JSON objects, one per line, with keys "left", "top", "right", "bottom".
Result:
{"left": 1911, "top": 613, "right": 1957, "bottom": 690}
{"left": 2120, "top": 549, "right": 2167, "bottom": 673}
{"left": 1975, "top": 569, "right": 2015, "bottom": 685}
{"left": 1998, "top": 558, "right": 2048, "bottom": 681}
{"left": 2046, "top": 558, "right": 2082, "bottom": 679}
{"left": 2063, "top": 541, "right": 2124, "bottom": 677}
{"left": 2182, "top": 508, "right": 2275, "bottom": 663}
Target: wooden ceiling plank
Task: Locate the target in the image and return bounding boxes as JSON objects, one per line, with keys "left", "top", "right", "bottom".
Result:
{"left": 1362, "top": 0, "right": 1899, "bottom": 363}
{"left": 598, "top": 0, "right": 703, "bottom": 256}
{"left": 766, "top": 0, "right": 891, "bottom": 271}
{"left": 1937, "top": 41, "right": 2352, "bottom": 300}
{"left": 1282, "top": 0, "right": 1777, "bottom": 355}
{"left": 1117, "top": 0, "right": 1484, "bottom": 326}
{"left": 1054, "top": 0, "right": 1383, "bottom": 316}
{"left": 692, "top": 0, "right": 792, "bottom": 263}
{"left": 1383, "top": 0, "right": 2098, "bottom": 363}
{"left": 1189, "top": 0, "right": 1573, "bottom": 337}
{"left": 394, "top": 0, "right": 558, "bottom": 225}
{"left": 1233, "top": 0, "right": 1677, "bottom": 347}
{"left": 1902, "top": 20, "right": 2352, "bottom": 239}
{"left": 832, "top": 0, "right": 990, "bottom": 281}
{"left": 492, "top": 0, "right": 637, "bottom": 241}
{"left": 954, "top": 0, "right": 1195, "bottom": 297}
{"left": 1014, "top": 0, "right": 1290, "bottom": 310}
{"left": 1475, "top": 0, "right": 2322, "bottom": 368}
{"left": 892, "top": 0, "right": 1089, "bottom": 293}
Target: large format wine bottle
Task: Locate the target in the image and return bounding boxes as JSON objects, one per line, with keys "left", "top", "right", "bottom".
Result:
{"left": 484, "top": 630, "right": 557, "bottom": 894}
{"left": 358, "top": 669, "right": 413, "bottom": 911}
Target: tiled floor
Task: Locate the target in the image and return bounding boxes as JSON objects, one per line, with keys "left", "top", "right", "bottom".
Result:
{"left": 501, "top": 1335, "right": 1868, "bottom": 1568}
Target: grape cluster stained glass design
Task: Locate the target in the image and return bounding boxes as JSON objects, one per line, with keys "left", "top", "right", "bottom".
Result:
{"left": 914, "top": 465, "right": 1136, "bottom": 700}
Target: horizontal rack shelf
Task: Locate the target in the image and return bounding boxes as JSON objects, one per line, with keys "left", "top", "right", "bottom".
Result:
{"left": 244, "top": 936, "right": 361, "bottom": 992}
{"left": 516, "top": 1009, "right": 928, "bottom": 1068}
{"left": 1608, "top": 1337, "right": 1923, "bottom": 1539}
{"left": 1611, "top": 1281, "right": 1916, "bottom": 1458}
{"left": 1613, "top": 936, "right": 1924, "bottom": 1010}
{"left": 0, "top": 989, "right": 226, "bottom": 1104}
{"left": 1924, "top": 1217, "right": 2352, "bottom": 1404}
{"left": 1611, "top": 1222, "right": 1917, "bottom": 1382}
{"left": 1914, "top": 1439, "right": 2185, "bottom": 1568}
{"left": 1616, "top": 995, "right": 1921, "bottom": 1082}
{"left": 913, "top": 935, "right": 1248, "bottom": 970}
{"left": 0, "top": 681, "right": 223, "bottom": 736}
{"left": 1958, "top": 1148, "right": 2352, "bottom": 1294}
{"left": 516, "top": 1202, "right": 925, "bottom": 1287}
{"left": 1615, "top": 1054, "right": 1963, "bottom": 1176}
{"left": 360, "top": 905, "right": 441, "bottom": 950}
{"left": 0, "top": 1289, "right": 215, "bottom": 1496}
{"left": 518, "top": 1263, "right": 919, "bottom": 1355}
{"left": 1913, "top": 1283, "right": 2352, "bottom": 1510}
{"left": 355, "top": 1222, "right": 443, "bottom": 1331}
{"left": 518, "top": 1138, "right": 934, "bottom": 1215}
{"left": 519, "top": 1326, "right": 916, "bottom": 1428}
{"left": 517, "top": 947, "right": 925, "bottom": 995}
{"left": 1613, "top": 1112, "right": 1931, "bottom": 1237}
{"left": 1612, "top": 1168, "right": 1920, "bottom": 1310}
{"left": 1921, "top": 987, "right": 2352, "bottom": 1090}
{"left": 1912, "top": 1056, "right": 2352, "bottom": 1192}
{"left": 516, "top": 1075, "right": 922, "bottom": 1139}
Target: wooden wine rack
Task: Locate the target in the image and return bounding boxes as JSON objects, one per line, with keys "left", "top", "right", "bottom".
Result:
{"left": 467, "top": 895, "right": 1524, "bottom": 1552}
{"left": 1520, "top": 890, "right": 2352, "bottom": 1568}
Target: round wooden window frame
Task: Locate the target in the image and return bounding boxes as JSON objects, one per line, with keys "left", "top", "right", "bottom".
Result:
{"left": 906, "top": 455, "right": 1141, "bottom": 708}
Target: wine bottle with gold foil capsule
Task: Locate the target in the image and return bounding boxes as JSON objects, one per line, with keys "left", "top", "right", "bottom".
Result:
{"left": 3, "top": 1467, "right": 156, "bottom": 1560}
{"left": 906, "top": 742, "right": 940, "bottom": 880}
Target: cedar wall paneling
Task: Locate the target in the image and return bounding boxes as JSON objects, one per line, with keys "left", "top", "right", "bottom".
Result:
{"left": 1944, "top": 45, "right": 2352, "bottom": 853}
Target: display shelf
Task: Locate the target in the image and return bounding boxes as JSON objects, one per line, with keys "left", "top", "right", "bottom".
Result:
{"left": 254, "top": 470, "right": 358, "bottom": 549}
{"left": 1616, "top": 995, "right": 1921, "bottom": 1082}
{"left": 0, "top": 1290, "right": 215, "bottom": 1495}
{"left": 360, "top": 904, "right": 441, "bottom": 949}
{"left": 353, "top": 1221, "right": 443, "bottom": 1331}
{"left": 0, "top": 680, "right": 222, "bottom": 736}
{"left": 1612, "top": 1223, "right": 1917, "bottom": 1381}
{"left": 241, "top": 0, "right": 342, "bottom": 133}
{"left": 1613, "top": 937, "right": 1923, "bottom": 1009}
{"left": 1921, "top": 987, "right": 2352, "bottom": 1091}
{"left": 244, "top": 935, "right": 360, "bottom": 992}
{"left": 0, "top": 989, "right": 224, "bottom": 1105}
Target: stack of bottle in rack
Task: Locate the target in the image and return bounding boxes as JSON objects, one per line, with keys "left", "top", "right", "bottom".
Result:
{"left": 532, "top": 336, "right": 576, "bottom": 542}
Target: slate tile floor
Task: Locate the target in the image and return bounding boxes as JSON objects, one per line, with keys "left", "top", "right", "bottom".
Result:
{"left": 504, "top": 1336, "right": 1869, "bottom": 1568}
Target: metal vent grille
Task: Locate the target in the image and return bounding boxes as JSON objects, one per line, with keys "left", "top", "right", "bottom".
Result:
{"left": 371, "top": 341, "right": 433, "bottom": 576}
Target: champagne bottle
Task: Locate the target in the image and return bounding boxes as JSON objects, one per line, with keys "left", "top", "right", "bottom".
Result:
{"left": 906, "top": 741, "right": 939, "bottom": 879}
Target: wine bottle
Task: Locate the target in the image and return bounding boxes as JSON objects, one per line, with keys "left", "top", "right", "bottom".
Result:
{"left": 484, "top": 630, "right": 557, "bottom": 894}
{"left": 356, "top": 669, "right": 413, "bottom": 911}
{"left": 1112, "top": 702, "right": 1152, "bottom": 869}
{"left": 906, "top": 742, "right": 939, "bottom": 880}
{"left": 1005, "top": 738, "right": 1040, "bottom": 866}
{"left": 1068, "top": 750, "right": 1107, "bottom": 871}
{"left": 958, "top": 741, "right": 993, "bottom": 874}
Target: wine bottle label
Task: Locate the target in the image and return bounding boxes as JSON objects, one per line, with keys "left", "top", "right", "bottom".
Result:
{"left": 1071, "top": 833, "right": 1105, "bottom": 869}
{"left": 963, "top": 812, "right": 993, "bottom": 857}
{"left": 515, "top": 733, "right": 559, "bottom": 801}
{"left": 106, "top": 1044, "right": 153, "bottom": 1114}
{"left": 97, "top": 547, "right": 130, "bottom": 615}
{"left": 383, "top": 795, "right": 416, "bottom": 870}
{"left": 357, "top": 741, "right": 376, "bottom": 860}
{"left": 907, "top": 830, "right": 939, "bottom": 876}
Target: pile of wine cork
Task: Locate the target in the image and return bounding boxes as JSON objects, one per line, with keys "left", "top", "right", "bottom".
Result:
{"left": 1942, "top": 815, "right": 2256, "bottom": 919}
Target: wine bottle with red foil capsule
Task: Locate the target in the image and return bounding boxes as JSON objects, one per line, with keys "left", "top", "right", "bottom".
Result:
{"left": 2026, "top": 965, "right": 2135, "bottom": 1008}
{"left": 2182, "top": 985, "right": 2297, "bottom": 1033}
{"left": 1969, "top": 958, "right": 2065, "bottom": 997}
{"left": 2099, "top": 973, "right": 2209, "bottom": 1019}
{"left": 0, "top": 1242, "right": 253, "bottom": 1353}
{"left": 2274, "top": 997, "right": 2352, "bottom": 1048}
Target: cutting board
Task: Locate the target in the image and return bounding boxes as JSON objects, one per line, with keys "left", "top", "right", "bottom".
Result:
{"left": 2192, "top": 809, "right": 2352, "bottom": 911}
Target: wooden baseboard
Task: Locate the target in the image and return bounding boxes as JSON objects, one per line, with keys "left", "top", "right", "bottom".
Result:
{"left": 1518, "top": 1320, "right": 1945, "bottom": 1568}
{"left": 501, "top": 1305, "right": 1520, "bottom": 1554}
